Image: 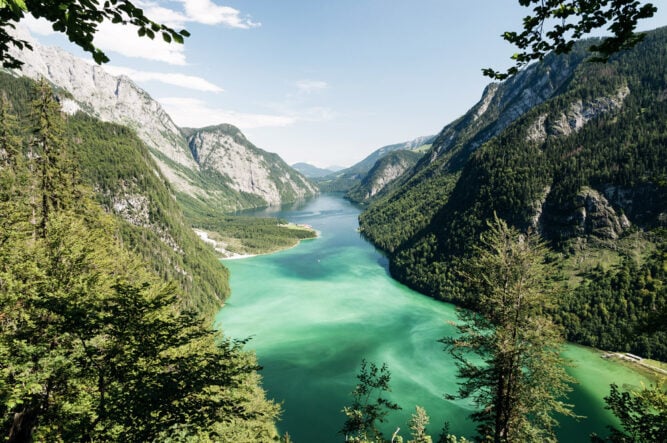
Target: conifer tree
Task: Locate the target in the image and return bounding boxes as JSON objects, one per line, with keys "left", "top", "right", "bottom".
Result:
{"left": 408, "top": 406, "right": 432, "bottom": 443}
{"left": 29, "top": 79, "right": 73, "bottom": 237}
{"left": 0, "top": 80, "right": 280, "bottom": 442}
{"left": 441, "top": 216, "right": 576, "bottom": 443}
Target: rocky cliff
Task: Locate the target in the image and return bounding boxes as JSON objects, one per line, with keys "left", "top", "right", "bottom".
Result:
{"left": 346, "top": 150, "right": 422, "bottom": 203}
{"left": 9, "top": 27, "right": 316, "bottom": 212}
{"left": 359, "top": 28, "right": 667, "bottom": 301}
{"left": 185, "top": 124, "right": 317, "bottom": 208}
{"left": 316, "top": 134, "right": 434, "bottom": 193}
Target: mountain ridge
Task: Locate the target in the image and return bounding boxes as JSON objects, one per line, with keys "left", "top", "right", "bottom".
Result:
{"left": 359, "top": 28, "right": 667, "bottom": 359}
{"left": 9, "top": 26, "right": 316, "bottom": 213}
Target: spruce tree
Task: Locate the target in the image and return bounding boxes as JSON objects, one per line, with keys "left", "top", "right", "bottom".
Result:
{"left": 29, "top": 79, "right": 72, "bottom": 238}
{"left": 441, "top": 216, "right": 577, "bottom": 442}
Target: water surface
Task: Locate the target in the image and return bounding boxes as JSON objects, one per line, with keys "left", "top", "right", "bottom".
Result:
{"left": 217, "top": 195, "right": 649, "bottom": 442}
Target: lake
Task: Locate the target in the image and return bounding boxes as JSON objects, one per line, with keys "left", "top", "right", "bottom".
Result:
{"left": 216, "top": 194, "right": 648, "bottom": 442}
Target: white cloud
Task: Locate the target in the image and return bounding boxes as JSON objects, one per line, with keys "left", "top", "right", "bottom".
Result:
{"left": 139, "top": 2, "right": 189, "bottom": 28}
{"left": 295, "top": 79, "right": 329, "bottom": 93}
{"left": 104, "top": 65, "right": 223, "bottom": 92}
{"left": 159, "top": 97, "right": 295, "bottom": 129}
{"left": 175, "top": 0, "right": 260, "bottom": 28}
{"left": 93, "top": 22, "right": 186, "bottom": 65}
{"left": 23, "top": 2, "right": 259, "bottom": 65}
{"left": 21, "top": 16, "right": 56, "bottom": 36}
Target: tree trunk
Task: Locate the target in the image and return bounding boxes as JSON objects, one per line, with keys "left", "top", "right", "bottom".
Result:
{"left": 8, "top": 407, "right": 38, "bottom": 443}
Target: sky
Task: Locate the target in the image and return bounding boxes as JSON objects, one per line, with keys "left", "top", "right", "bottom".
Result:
{"left": 21, "top": 0, "right": 667, "bottom": 168}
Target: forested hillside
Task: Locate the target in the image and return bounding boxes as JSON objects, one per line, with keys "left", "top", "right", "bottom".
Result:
{"left": 346, "top": 150, "right": 423, "bottom": 203}
{"left": 0, "top": 72, "right": 229, "bottom": 315}
{"left": 10, "top": 29, "right": 317, "bottom": 217}
{"left": 316, "top": 135, "right": 433, "bottom": 194}
{"left": 0, "top": 80, "right": 279, "bottom": 441}
{"left": 360, "top": 27, "right": 667, "bottom": 359}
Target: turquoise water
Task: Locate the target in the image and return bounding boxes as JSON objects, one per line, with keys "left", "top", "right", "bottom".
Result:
{"left": 216, "top": 195, "right": 649, "bottom": 442}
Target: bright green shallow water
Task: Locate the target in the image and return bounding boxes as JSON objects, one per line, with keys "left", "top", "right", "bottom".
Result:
{"left": 216, "top": 195, "right": 649, "bottom": 442}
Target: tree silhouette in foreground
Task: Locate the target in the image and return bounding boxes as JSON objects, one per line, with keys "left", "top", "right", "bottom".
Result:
{"left": 485, "top": 0, "right": 657, "bottom": 79}
{"left": 0, "top": 0, "right": 189, "bottom": 68}
{"left": 441, "top": 216, "right": 577, "bottom": 442}
{"left": 341, "top": 359, "right": 401, "bottom": 442}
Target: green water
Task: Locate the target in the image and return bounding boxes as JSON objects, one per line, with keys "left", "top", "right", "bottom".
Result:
{"left": 216, "top": 195, "right": 650, "bottom": 442}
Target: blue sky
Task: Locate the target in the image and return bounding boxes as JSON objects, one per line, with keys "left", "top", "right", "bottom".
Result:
{"left": 23, "top": 0, "right": 667, "bottom": 167}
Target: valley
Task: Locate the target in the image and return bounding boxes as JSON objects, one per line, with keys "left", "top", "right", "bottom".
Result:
{"left": 217, "top": 194, "right": 655, "bottom": 442}
{"left": 0, "top": 4, "right": 665, "bottom": 441}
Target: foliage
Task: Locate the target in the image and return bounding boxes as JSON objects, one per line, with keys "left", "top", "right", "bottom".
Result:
{"left": 0, "top": 72, "right": 231, "bottom": 315}
{"left": 407, "top": 406, "right": 432, "bottom": 443}
{"left": 360, "top": 27, "right": 667, "bottom": 360}
{"left": 441, "top": 217, "right": 577, "bottom": 442}
{"left": 591, "top": 382, "right": 667, "bottom": 442}
{"left": 341, "top": 360, "right": 401, "bottom": 442}
{"left": 556, "top": 238, "right": 667, "bottom": 360}
{"left": 0, "top": 79, "right": 280, "bottom": 442}
{"left": 485, "top": 0, "right": 657, "bottom": 79}
{"left": 0, "top": 0, "right": 189, "bottom": 68}
{"left": 187, "top": 212, "right": 316, "bottom": 256}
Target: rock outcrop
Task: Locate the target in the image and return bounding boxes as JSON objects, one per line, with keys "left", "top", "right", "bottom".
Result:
{"left": 10, "top": 27, "right": 316, "bottom": 211}
{"left": 317, "top": 134, "right": 434, "bottom": 194}
{"left": 186, "top": 125, "right": 317, "bottom": 207}
{"left": 347, "top": 150, "right": 422, "bottom": 202}
{"left": 542, "top": 187, "right": 631, "bottom": 241}
{"left": 526, "top": 86, "right": 630, "bottom": 143}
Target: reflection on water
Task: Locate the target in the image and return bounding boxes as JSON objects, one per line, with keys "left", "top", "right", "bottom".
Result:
{"left": 217, "top": 194, "right": 649, "bottom": 442}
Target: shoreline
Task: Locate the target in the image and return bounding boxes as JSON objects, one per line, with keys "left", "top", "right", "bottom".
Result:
{"left": 220, "top": 234, "right": 319, "bottom": 260}
{"left": 600, "top": 351, "right": 667, "bottom": 380}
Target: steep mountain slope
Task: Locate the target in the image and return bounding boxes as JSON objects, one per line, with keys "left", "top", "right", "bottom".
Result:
{"left": 360, "top": 45, "right": 590, "bottom": 253}
{"left": 317, "top": 134, "right": 435, "bottom": 193}
{"left": 10, "top": 27, "right": 316, "bottom": 212}
{"left": 183, "top": 124, "right": 317, "bottom": 212}
{"left": 346, "top": 150, "right": 422, "bottom": 203}
{"left": 0, "top": 72, "right": 228, "bottom": 316}
{"left": 292, "top": 162, "right": 336, "bottom": 178}
{"left": 360, "top": 29, "right": 667, "bottom": 359}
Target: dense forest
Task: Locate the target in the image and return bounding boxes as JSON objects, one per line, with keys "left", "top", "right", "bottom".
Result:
{"left": 0, "top": 78, "right": 281, "bottom": 440}
{"left": 360, "top": 28, "right": 667, "bottom": 360}
{"left": 0, "top": 72, "right": 229, "bottom": 315}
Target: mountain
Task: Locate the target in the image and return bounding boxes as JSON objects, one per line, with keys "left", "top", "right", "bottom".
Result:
{"left": 10, "top": 27, "right": 316, "bottom": 213}
{"left": 359, "top": 28, "right": 667, "bottom": 359}
{"left": 0, "top": 72, "right": 228, "bottom": 316}
{"left": 316, "top": 134, "right": 435, "bottom": 193}
{"left": 346, "top": 150, "right": 423, "bottom": 203}
{"left": 181, "top": 124, "right": 317, "bottom": 213}
{"left": 292, "top": 162, "right": 337, "bottom": 178}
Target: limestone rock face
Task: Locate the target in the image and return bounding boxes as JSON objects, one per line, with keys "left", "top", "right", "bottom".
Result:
{"left": 430, "top": 52, "right": 580, "bottom": 162}
{"left": 363, "top": 159, "right": 411, "bottom": 200}
{"left": 10, "top": 27, "right": 316, "bottom": 211}
{"left": 542, "top": 187, "right": 631, "bottom": 241}
{"left": 186, "top": 125, "right": 317, "bottom": 206}
{"left": 12, "top": 27, "right": 196, "bottom": 178}
{"left": 526, "top": 86, "right": 630, "bottom": 143}
{"left": 348, "top": 150, "right": 422, "bottom": 202}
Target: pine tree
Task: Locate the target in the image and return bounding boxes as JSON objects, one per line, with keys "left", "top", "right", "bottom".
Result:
{"left": 0, "top": 80, "right": 280, "bottom": 442}
{"left": 29, "top": 79, "right": 73, "bottom": 238}
{"left": 441, "top": 216, "right": 577, "bottom": 442}
{"left": 408, "top": 406, "right": 432, "bottom": 443}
